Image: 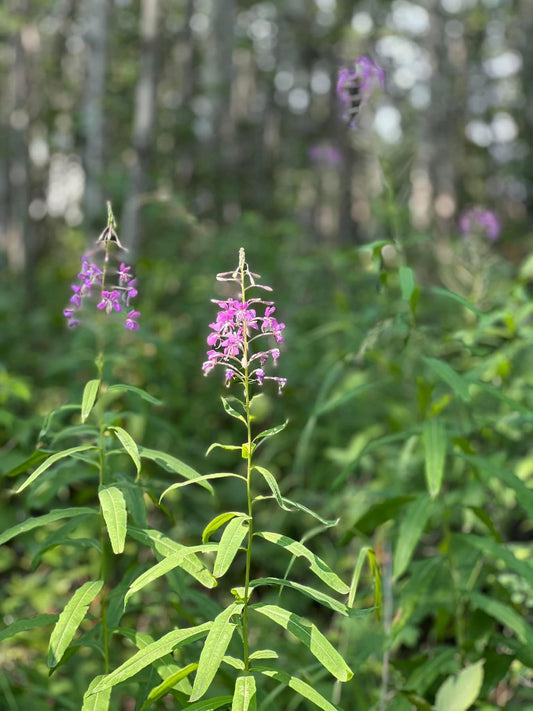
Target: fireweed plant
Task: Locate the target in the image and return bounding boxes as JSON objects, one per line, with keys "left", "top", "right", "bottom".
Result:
{"left": 4, "top": 240, "right": 380, "bottom": 708}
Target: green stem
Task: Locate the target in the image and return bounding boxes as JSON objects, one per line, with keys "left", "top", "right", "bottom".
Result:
{"left": 240, "top": 254, "right": 254, "bottom": 672}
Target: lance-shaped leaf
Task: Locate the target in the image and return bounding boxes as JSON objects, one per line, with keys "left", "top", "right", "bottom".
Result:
{"left": 128, "top": 526, "right": 217, "bottom": 589}
{"left": 14, "top": 445, "right": 97, "bottom": 494}
{"left": 231, "top": 675, "right": 257, "bottom": 711}
{"left": 221, "top": 396, "right": 246, "bottom": 424}
{"left": 82, "top": 675, "right": 111, "bottom": 711}
{"left": 98, "top": 485, "right": 127, "bottom": 554}
{"left": 255, "top": 532, "right": 349, "bottom": 595}
{"left": 139, "top": 664, "right": 198, "bottom": 711}
{"left": 91, "top": 623, "right": 211, "bottom": 693}
{"left": 456, "top": 534, "right": 533, "bottom": 586}
{"left": 140, "top": 447, "right": 214, "bottom": 493}
{"left": 0, "top": 613, "right": 58, "bottom": 644}
{"left": 125, "top": 543, "right": 219, "bottom": 603}
{"left": 248, "top": 577, "right": 349, "bottom": 616}
{"left": 48, "top": 580, "right": 104, "bottom": 668}
{"left": 189, "top": 603, "right": 244, "bottom": 702}
{"left": 0, "top": 507, "right": 97, "bottom": 546}
{"left": 213, "top": 516, "right": 249, "bottom": 578}
{"left": 206, "top": 443, "right": 242, "bottom": 457}
{"left": 424, "top": 357, "right": 471, "bottom": 402}
{"left": 393, "top": 493, "right": 432, "bottom": 580}
{"left": 251, "top": 604, "right": 352, "bottom": 681}
{"left": 468, "top": 592, "right": 533, "bottom": 648}
{"left": 347, "top": 546, "right": 382, "bottom": 617}
{"left": 253, "top": 421, "right": 288, "bottom": 444}
{"left": 203, "top": 512, "right": 242, "bottom": 543}
{"left": 81, "top": 379, "right": 100, "bottom": 422}
{"left": 161, "top": 472, "right": 246, "bottom": 501}
{"left": 254, "top": 666, "right": 342, "bottom": 711}
{"left": 106, "top": 383, "right": 163, "bottom": 405}
{"left": 185, "top": 698, "right": 233, "bottom": 711}
{"left": 423, "top": 418, "right": 446, "bottom": 497}
{"left": 108, "top": 426, "right": 141, "bottom": 478}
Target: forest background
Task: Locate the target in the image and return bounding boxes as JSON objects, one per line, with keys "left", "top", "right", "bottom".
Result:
{"left": 1, "top": 0, "right": 533, "bottom": 709}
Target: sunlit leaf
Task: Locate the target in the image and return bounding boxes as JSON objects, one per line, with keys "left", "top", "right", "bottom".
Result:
{"left": 106, "top": 383, "right": 163, "bottom": 405}
{"left": 253, "top": 420, "right": 288, "bottom": 443}
{"left": 81, "top": 379, "right": 100, "bottom": 422}
{"left": 231, "top": 674, "right": 257, "bottom": 711}
{"left": 82, "top": 675, "right": 111, "bottom": 711}
{"left": 160, "top": 472, "right": 246, "bottom": 500}
{"left": 14, "top": 445, "right": 97, "bottom": 494}
{"left": 0, "top": 507, "right": 97, "bottom": 546}
{"left": 140, "top": 447, "right": 214, "bottom": 493}
{"left": 203, "top": 512, "right": 243, "bottom": 543}
{"left": 221, "top": 396, "right": 246, "bottom": 424}
{"left": 423, "top": 417, "right": 446, "bottom": 497}
{"left": 91, "top": 624, "right": 211, "bottom": 693}
{"left": 248, "top": 577, "right": 349, "bottom": 616}
{"left": 213, "top": 516, "right": 249, "bottom": 578}
{"left": 189, "top": 603, "right": 244, "bottom": 702}
{"left": 185, "top": 697, "right": 233, "bottom": 711}
{"left": 48, "top": 580, "right": 104, "bottom": 668}
{"left": 424, "top": 358, "right": 471, "bottom": 402}
{"left": 256, "top": 532, "right": 349, "bottom": 594}
{"left": 98, "top": 485, "right": 127, "bottom": 554}
{"left": 108, "top": 426, "right": 141, "bottom": 478}
{"left": 139, "top": 664, "right": 198, "bottom": 710}
{"left": 251, "top": 604, "right": 352, "bottom": 681}
{"left": 434, "top": 660, "right": 484, "bottom": 711}
{"left": 254, "top": 666, "right": 341, "bottom": 710}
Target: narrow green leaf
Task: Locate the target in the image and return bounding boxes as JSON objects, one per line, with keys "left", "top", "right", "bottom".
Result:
{"left": 160, "top": 472, "right": 246, "bottom": 500}
{"left": 213, "top": 517, "right": 249, "bottom": 578}
{"left": 139, "top": 664, "right": 198, "bottom": 710}
{"left": 316, "top": 380, "right": 387, "bottom": 417}
{"left": 423, "top": 418, "right": 447, "bottom": 497}
{"left": 108, "top": 426, "right": 140, "bottom": 478}
{"left": 342, "top": 495, "right": 415, "bottom": 542}
{"left": 206, "top": 442, "right": 242, "bottom": 456}
{"left": 253, "top": 465, "right": 284, "bottom": 508}
{"left": 279, "top": 496, "right": 338, "bottom": 526}
{"left": 3, "top": 449, "right": 53, "bottom": 478}
{"left": 347, "top": 546, "right": 381, "bottom": 617}
{"left": 185, "top": 697, "right": 233, "bottom": 711}
{"left": 203, "top": 512, "right": 242, "bottom": 543}
{"left": 255, "top": 666, "right": 341, "bottom": 711}
{"left": 140, "top": 447, "right": 214, "bottom": 493}
{"left": 82, "top": 675, "right": 111, "bottom": 711}
{"left": 256, "top": 531, "right": 349, "bottom": 594}
{"left": 106, "top": 383, "right": 163, "bottom": 405}
{"left": 81, "top": 379, "right": 100, "bottom": 422}
{"left": 0, "top": 507, "right": 97, "bottom": 546}
{"left": 125, "top": 544, "right": 218, "bottom": 603}
{"left": 399, "top": 265, "right": 415, "bottom": 301}
{"left": 221, "top": 396, "right": 246, "bottom": 424}
{"left": 0, "top": 613, "right": 58, "bottom": 643}
{"left": 14, "top": 445, "right": 97, "bottom": 494}
{"left": 468, "top": 592, "right": 533, "bottom": 647}
{"left": 189, "top": 603, "right": 244, "bottom": 702}
{"left": 251, "top": 604, "right": 352, "bottom": 681}
{"left": 429, "top": 286, "right": 482, "bottom": 316}
{"left": 248, "top": 650, "right": 278, "bottom": 661}
{"left": 393, "top": 494, "right": 432, "bottom": 580}
{"left": 424, "top": 358, "right": 471, "bottom": 402}
{"left": 253, "top": 421, "right": 288, "bottom": 443}
{"left": 456, "top": 534, "right": 533, "bottom": 586}
{"left": 232, "top": 675, "right": 257, "bottom": 711}
{"left": 128, "top": 526, "right": 217, "bottom": 589}
{"left": 466, "top": 506, "right": 502, "bottom": 542}
{"left": 91, "top": 623, "right": 211, "bottom": 693}
{"left": 222, "top": 655, "right": 245, "bottom": 670}
{"left": 434, "top": 660, "right": 484, "bottom": 711}
{"left": 249, "top": 577, "right": 349, "bottom": 616}
{"left": 48, "top": 580, "right": 104, "bottom": 668}
{"left": 98, "top": 486, "right": 127, "bottom": 554}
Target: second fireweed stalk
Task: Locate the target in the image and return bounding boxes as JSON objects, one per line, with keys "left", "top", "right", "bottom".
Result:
{"left": 202, "top": 248, "right": 286, "bottom": 669}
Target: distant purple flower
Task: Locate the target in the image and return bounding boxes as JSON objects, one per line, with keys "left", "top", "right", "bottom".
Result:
{"left": 337, "top": 55, "right": 385, "bottom": 127}
{"left": 459, "top": 208, "right": 501, "bottom": 242}
{"left": 202, "top": 249, "right": 286, "bottom": 394}
{"left": 64, "top": 213, "right": 140, "bottom": 330}
{"left": 308, "top": 144, "right": 343, "bottom": 166}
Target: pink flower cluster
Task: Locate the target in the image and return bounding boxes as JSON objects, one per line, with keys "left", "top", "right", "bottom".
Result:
{"left": 202, "top": 257, "right": 287, "bottom": 394}
{"left": 337, "top": 55, "right": 385, "bottom": 127}
{"left": 64, "top": 253, "right": 140, "bottom": 331}
{"left": 459, "top": 208, "right": 501, "bottom": 242}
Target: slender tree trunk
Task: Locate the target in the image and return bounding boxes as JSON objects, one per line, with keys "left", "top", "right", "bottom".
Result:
{"left": 121, "top": 0, "right": 160, "bottom": 257}
{"left": 80, "top": 0, "right": 110, "bottom": 225}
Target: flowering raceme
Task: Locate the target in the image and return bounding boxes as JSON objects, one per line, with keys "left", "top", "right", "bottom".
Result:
{"left": 202, "top": 249, "right": 286, "bottom": 394}
{"left": 63, "top": 215, "right": 140, "bottom": 331}
{"left": 337, "top": 55, "right": 385, "bottom": 127}
{"left": 459, "top": 208, "right": 501, "bottom": 243}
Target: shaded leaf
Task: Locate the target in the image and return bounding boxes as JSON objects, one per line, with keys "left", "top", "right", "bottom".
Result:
{"left": 456, "top": 534, "right": 533, "bottom": 586}
{"left": 341, "top": 496, "right": 414, "bottom": 541}
{"left": 248, "top": 577, "right": 349, "bottom": 616}
{"left": 393, "top": 494, "right": 432, "bottom": 580}
{"left": 468, "top": 592, "right": 533, "bottom": 647}
{"left": 185, "top": 698, "right": 233, "bottom": 711}
{"left": 424, "top": 358, "right": 471, "bottom": 402}
{"left": 107, "top": 383, "right": 163, "bottom": 405}
{"left": 139, "top": 664, "right": 198, "bottom": 711}
{"left": 0, "top": 613, "right": 58, "bottom": 643}
{"left": 14, "top": 445, "right": 97, "bottom": 494}
{"left": 140, "top": 447, "right": 213, "bottom": 493}
{"left": 221, "top": 396, "right": 246, "bottom": 424}
{"left": 0, "top": 507, "right": 97, "bottom": 546}
{"left": 160, "top": 472, "right": 246, "bottom": 500}
{"left": 253, "top": 421, "right": 288, "bottom": 444}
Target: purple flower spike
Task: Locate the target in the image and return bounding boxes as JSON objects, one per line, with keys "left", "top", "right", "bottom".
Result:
{"left": 63, "top": 208, "right": 140, "bottom": 330}
{"left": 459, "top": 208, "right": 501, "bottom": 242}
{"left": 337, "top": 55, "right": 385, "bottom": 127}
{"left": 203, "top": 249, "right": 286, "bottom": 394}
